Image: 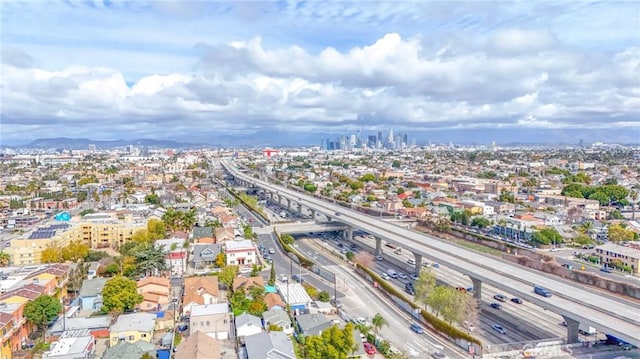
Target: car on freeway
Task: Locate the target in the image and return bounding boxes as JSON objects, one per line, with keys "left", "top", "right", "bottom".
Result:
{"left": 381, "top": 273, "right": 390, "bottom": 280}
{"left": 432, "top": 263, "right": 440, "bottom": 268}
{"left": 490, "top": 303, "right": 502, "bottom": 310}
{"left": 398, "top": 272, "right": 408, "bottom": 279}
{"left": 410, "top": 274, "right": 419, "bottom": 281}
{"left": 491, "top": 324, "right": 506, "bottom": 334}
{"left": 493, "top": 294, "right": 507, "bottom": 302}
{"left": 407, "top": 258, "right": 416, "bottom": 265}
{"left": 363, "top": 342, "right": 376, "bottom": 355}
{"left": 410, "top": 323, "right": 424, "bottom": 334}
{"left": 375, "top": 255, "right": 384, "bottom": 261}
{"left": 511, "top": 297, "right": 523, "bottom": 304}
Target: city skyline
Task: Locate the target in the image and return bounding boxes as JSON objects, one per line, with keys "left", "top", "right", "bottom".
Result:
{"left": 1, "top": 1, "right": 639, "bottom": 145}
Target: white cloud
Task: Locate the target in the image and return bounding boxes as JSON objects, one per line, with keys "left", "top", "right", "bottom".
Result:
{"left": 1, "top": 0, "right": 639, "bottom": 144}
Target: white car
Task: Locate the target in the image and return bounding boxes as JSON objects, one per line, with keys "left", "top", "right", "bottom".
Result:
{"left": 398, "top": 272, "right": 408, "bottom": 279}
{"left": 376, "top": 255, "right": 384, "bottom": 261}
{"left": 407, "top": 258, "right": 416, "bottom": 265}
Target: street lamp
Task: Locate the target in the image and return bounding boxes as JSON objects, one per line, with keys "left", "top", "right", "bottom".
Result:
{"left": 169, "top": 296, "right": 178, "bottom": 353}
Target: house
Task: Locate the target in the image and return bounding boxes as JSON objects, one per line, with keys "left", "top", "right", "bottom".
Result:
{"left": 86, "top": 262, "right": 101, "bottom": 280}
{"left": 225, "top": 240, "right": 257, "bottom": 268}
{"left": 175, "top": 330, "right": 221, "bottom": 359}
{"left": 244, "top": 331, "right": 296, "bottom": 359}
{"left": 189, "top": 303, "right": 231, "bottom": 340}
{"left": 103, "top": 340, "right": 156, "bottom": 359}
{"left": 235, "top": 313, "right": 263, "bottom": 338}
{"left": 78, "top": 278, "right": 107, "bottom": 312}
{"left": 49, "top": 316, "right": 111, "bottom": 337}
{"left": 262, "top": 308, "right": 293, "bottom": 335}
{"left": 167, "top": 250, "right": 187, "bottom": 276}
{"left": 192, "top": 243, "right": 222, "bottom": 270}
{"left": 182, "top": 276, "right": 221, "bottom": 316}
{"left": 275, "top": 282, "right": 312, "bottom": 311}
{"left": 137, "top": 276, "right": 171, "bottom": 312}
{"left": 596, "top": 243, "right": 640, "bottom": 275}
{"left": 295, "top": 313, "right": 333, "bottom": 336}
{"left": 214, "top": 227, "right": 235, "bottom": 243}
{"left": 232, "top": 276, "right": 265, "bottom": 293}
{"left": 109, "top": 312, "right": 156, "bottom": 347}
{"left": 42, "top": 329, "right": 95, "bottom": 359}
{"left": 263, "top": 293, "right": 286, "bottom": 311}
{"left": 192, "top": 226, "right": 214, "bottom": 242}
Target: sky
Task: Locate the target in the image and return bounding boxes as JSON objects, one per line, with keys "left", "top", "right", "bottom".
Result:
{"left": 1, "top": 0, "right": 639, "bottom": 146}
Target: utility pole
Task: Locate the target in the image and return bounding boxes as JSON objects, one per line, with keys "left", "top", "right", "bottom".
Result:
{"left": 169, "top": 294, "right": 178, "bottom": 354}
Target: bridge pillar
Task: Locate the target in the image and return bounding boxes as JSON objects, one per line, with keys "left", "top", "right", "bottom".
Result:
{"left": 562, "top": 316, "right": 580, "bottom": 344}
{"left": 470, "top": 277, "right": 482, "bottom": 300}
{"left": 286, "top": 198, "right": 291, "bottom": 210}
{"left": 375, "top": 237, "right": 382, "bottom": 255}
{"left": 413, "top": 253, "right": 422, "bottom": 275}
{"left": 296, "top": 203, "right": 302, "bottom": 214}
{"left": 310, "top": 209, "right": 316, "bottom": 218}
{"left": 344, "top": 227, "right": 353, "bottom": 241}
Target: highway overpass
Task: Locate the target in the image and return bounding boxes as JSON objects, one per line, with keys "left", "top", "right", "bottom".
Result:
{"left": 221, "top": 159, "right": 640, "bottom": 347}
{"left": 275, "top": 221, "right": 349, "bottom": 234}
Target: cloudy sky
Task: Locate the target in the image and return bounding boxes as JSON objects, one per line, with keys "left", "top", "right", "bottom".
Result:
{"left": 1, "top": 0, "right": 639, "bottom": 146}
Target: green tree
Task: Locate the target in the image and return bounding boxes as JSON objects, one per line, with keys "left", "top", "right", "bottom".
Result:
{"left": 41, "top": 245, "right": 64, "bottom": 263}
{"left": 101, "top": 276, "right": 143, "bottom": 314}
{"left": 134, "top": 245, "right": 167, "bottom": 276}
{"left": 531, "top": 227, "right": 563, "bottom": 245}
{"left": 391, "top": 160, "right": 401, "bottom": 168}
{"left": 24, "top": 295, "right": 62, "bottom": 335}
{"left": 304, "top": 323, "right": 356, "bottom": 358}
{"left": 371, "top": 313, "right": 388, "bottom": 334}
{"left": 62, "top": 240, "right": 90, "bottom": 262}
{"left": 471, "top": 217, "right": 491, "bottom": 228}
{"left": 608, "top": 224, "right": 635, "bottom": 242}
{"left": 268, "top": 264, "right": 276, "bottom": 286}
{"left": 440, "top": 288, "right": 469, "bottom": 325}
{"left": 215, "top": 253, "right": 226, "bottom": 268}
{"left": 318, "top": 291, "right": 330, "bottom": 302}
{"left": 303, "top": 182, "right": 318, "bottom": 193}
{"left": 359, "top": 173, "right": 376, "bottom": 183}
{"left": 146, "top": 218, "right": 167, "bottom": 240}
{"left": 219, "top": 265, "right": 239, "bottom": 289}
{"left": 0, "top": 251, "right": 10, "bottom": 267}
{"left": 414, "top": 269, "right": 436, "bottom": 310}
{"left": 144, "top": 192, "right": 161, "bottom": 206}
{"left": 131, "top": 229, "right": 150, "bottom": 244}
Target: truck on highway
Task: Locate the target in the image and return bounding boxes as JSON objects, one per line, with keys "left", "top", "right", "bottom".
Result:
{"left": 578, "top": 324, "right": 597, "bottom": 335}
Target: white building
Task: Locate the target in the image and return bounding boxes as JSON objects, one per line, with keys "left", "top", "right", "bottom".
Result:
{"left": 42, "top": 329, "right": 95, "bottom": 359}
{"left": 225, "top": 240, "right": 257, "bottom": 268}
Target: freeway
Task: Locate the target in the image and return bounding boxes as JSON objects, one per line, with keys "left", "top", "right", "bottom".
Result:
{"left": 221, "top": 160, "right": 640, "bottom": 346}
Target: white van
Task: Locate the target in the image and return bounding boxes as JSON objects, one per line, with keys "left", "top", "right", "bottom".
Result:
{"left": 387, "top": 269, "right": 398, "bottom": 278}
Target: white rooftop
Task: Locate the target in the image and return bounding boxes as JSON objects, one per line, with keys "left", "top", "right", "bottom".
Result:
{"left": 190, "top": 303, "right": 229, "bottom": 316}
{"left": 43, "top": 329, "right": 93, "bottom": 358}
{"left": 225, "top": 240, "right": 256, "bottom": 251}
{"left": 275, "top": 282, "right": 312, "bottom": 306}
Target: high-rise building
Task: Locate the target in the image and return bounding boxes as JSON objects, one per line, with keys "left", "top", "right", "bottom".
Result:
{"left": 88, "top": 144, "right": 96, "bottom": 152}
{"left": 367, "top": 135, "right": 377, "bottom": 148}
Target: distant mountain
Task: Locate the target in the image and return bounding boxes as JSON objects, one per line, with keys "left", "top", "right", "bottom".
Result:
{"left": 23, "top": 137, "right": 205, "bottom": 149}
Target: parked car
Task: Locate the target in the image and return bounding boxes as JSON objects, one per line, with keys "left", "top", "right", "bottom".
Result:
{"left": 511, "top": 297, "right": 523, "bottom": 304}
{"left": 601, "top": 266, "right": 613, "bottom": 273}
{"left": 363, "top": 342, "right": 377, "bottom": 355}
{"left": 492, "top": 324, "right": 506, "bottom": 334}
{"left": 493, "top": 294, "right": 507, "bottom": 302}
{"left": 490, "top": 303, "right": 502, "bottom": 310}
{"left": 410, "top": 323, "right": 424, "bottom": 334}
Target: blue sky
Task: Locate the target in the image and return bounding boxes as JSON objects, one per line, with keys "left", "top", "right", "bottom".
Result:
{"left": 1, "top": 0, "right": 639, "bottom": 145}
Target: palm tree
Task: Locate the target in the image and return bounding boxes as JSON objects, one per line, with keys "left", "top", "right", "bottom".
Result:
{"left": 0, "top": 252, "right": 10, "bottom": 267}
{"left": 371, "top": 313, "right": 388, "bottom": 335}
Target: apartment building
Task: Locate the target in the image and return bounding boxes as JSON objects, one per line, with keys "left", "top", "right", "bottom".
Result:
{"left": 596, "top": 243, "right": 640, "bottom": 275}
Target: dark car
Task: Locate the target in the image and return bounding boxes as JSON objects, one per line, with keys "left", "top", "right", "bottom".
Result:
{"left": 490, "top": 303, "right": 502, "bottom": 310}
{"left": 493, "top": 294, "right": 507, "bottom": 302}
{"left": 511, "top": 297, "right": 523, "bottom": 304}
